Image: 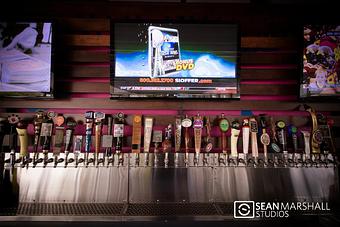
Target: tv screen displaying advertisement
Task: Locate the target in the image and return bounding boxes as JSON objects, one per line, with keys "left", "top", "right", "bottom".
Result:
{"left": 0, "top": 21, "right": 53, "bottom": 98}
{"left": 111, "top": 22, "right": 239, "bottom": 99}
{"left": 301, "top": 25, "right": 340, "bottom": 99}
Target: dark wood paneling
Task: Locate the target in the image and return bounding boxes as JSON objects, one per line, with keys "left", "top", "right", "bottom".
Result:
{"left": 62, "top": 35, "right": 110, "bottom": 46}
{"left": 60, "top": 82, "right": 110, "bottom": 93}
{"left": 59, "top": 49, "right": 109, "bottom": 62}
{"left": 239, "top": 52, "right": 298, "bottom": 65}
{"left": 241, "top": 84, "right": 297, "bottom": 95}
{"left": 56, "top": 66, "right": 109, "bottom": 78}
{"left": 2, "top": 99, "right": 340, "bottom": 112}
{"left": 58, "top": 18, "right": 110, "bottom": 32}
{"left": 241, "top": 37, "right": 297, "bottom": 49}
{"left": 240, "top": 69, "right": 298, "bottom": 80}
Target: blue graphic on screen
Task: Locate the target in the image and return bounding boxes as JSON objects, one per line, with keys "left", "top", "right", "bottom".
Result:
{"left": 115, "top": 51, "right": 236, "bottom": 78}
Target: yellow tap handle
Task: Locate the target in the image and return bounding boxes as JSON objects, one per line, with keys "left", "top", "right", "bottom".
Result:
{"left": 16, "top": 128, "right": 28, "bottom": 157}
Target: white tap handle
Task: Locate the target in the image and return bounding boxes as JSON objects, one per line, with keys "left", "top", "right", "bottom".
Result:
{"left": 242, "top": 127, "right": 250, "bottom": 154}
{"left": 231, "top": 128, "right": 240, "bottom": 157}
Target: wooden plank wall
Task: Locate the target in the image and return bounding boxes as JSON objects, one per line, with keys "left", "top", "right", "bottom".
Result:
{"left": 0, "top": 2, "right": 339, "bottom": 150}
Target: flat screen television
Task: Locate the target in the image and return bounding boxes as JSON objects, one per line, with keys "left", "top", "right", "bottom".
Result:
{"left": 0, "top": 21, "right": 53, "bottom": 98}
{"left": 301, "top": 25, "right": 340, "bottom": 99}
{"left": 111, "top": 22, "right": 239, "bottom": 99}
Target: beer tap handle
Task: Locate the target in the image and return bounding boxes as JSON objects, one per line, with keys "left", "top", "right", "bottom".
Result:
{"left": 41, "top": 111, "right": 55, "bottom": 167}
{"left": 105, "top": 115, "right": 113, "bottom": 157}
{"left": 270, "top": 117, "right": 277, "bottom": 142}
{"left": 53, "top": 115, "right": 65, "bottom": 157}
{"left": 230, "top": 120, "right": 240, "bottom": 159}
{"left": 33, "top": 111, "right": 45, "bottom": 160}
{"left": 64, "top": 129, "right": 73, "bottom": 154}
{"left": 302, "top": 131, "right": 311, "bottom": 158}
{"left": 113, "top": 112, "right": 125, "bottom": 166}
{"left": 304, "top": 105, "right": 322, "bottom": 154}
{"left": 193, "top": 113, "right": 203, "bottom": 166}
{"left": 0, "top": 117, "right": 6, "bottom": 151}
{"left": 16, "top": 120, "right": 29, "bottom": 167}
{"left": 326, "top": 118, "right": 336, "bottom": 155}
{"left": 85, "top": 111, "right": 94, "bottom": 166}
{"left": 218, "top": 114, "right": 229, "bottom": 166}
{"left": 175, "top": 117, "right": 182, "bottom": 152}
{"left": 204, "top": 116, "right": 213, "bottom": 156}
{"left": 162, "top": 124, "right": 172, "bottom": 168}
{"left": 276, "top": 120, "right": 287, "bottom": 153}
{"left": 174, "top": 117, "right": 182, "bottom": 166}
{"left": 289, "top": 125, "right": 298, "bottom": 153}
{"left": 304, "top": 105, "right": 318, "bottom": 132}
{"left": 182, "top": 115, "right": 192, "bottom": 155}
{"left": 259, "top": 115, "right": 270, "bottom": 162}
{"left": 74, "top": 135, "right": 83, "bottom": 168}
{"left": 152, "top": 130, "right": 162, "bottom": 168}
{"left": 0, "top": 118, "right": 6, "bottom": 181}
{"left": 64, "top": 118, "right": 77, "bottom": 167}
{"left": 116, "top": 137, "right": 123, "bottom": 165}
{"left": 94, "top": 112, "right": 105, "bottom": 166}
{"left": 242, "top": 118, "right": 250, "bottom": 156}
{"left": 249, "top": 117, "right": 259, "bottom": 159}
{"left": 206, "top": 116, "right": 211, "bottom": 139}
{"left": 0, "top": 118, "right": 6, "bottom": 167}
{"left": 85, "top": 111, "right": 94, "bottom": 152}
{"left": 132, "top": 115, "right": 142, "bottom": 166}
{"left": 219, "top": 113, "right": 229, "bottom": 154}
{"left": 221, "top": 133, "right": 227, "bottom": 153}
{"left": 143, "top": 117, "right": 153, "bottom": 166}
{"left": 8, "top": 114, "right": 20, "bottom": 168}
{"left": 185, "top": 127, "right": 190, "bottom": 153}
{"left": 42, "top": 112, "right": 55, "bottom": 149}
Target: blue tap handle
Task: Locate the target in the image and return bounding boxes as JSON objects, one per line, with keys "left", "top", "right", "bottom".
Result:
{"left": 85, "top": 126, "right": 92, "bottom": 153}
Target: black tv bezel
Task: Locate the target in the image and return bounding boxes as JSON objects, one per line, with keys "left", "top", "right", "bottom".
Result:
{"left": 299, "top": 23, "right": 340, "bottom": 102}
{"left": 0, "top": 20, "right": 55, "bottom": 99}
{"left": 110, "top": 20, "right": 240, "bottom": 100}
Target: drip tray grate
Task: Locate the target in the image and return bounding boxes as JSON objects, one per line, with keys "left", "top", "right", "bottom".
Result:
{"left": 125, "top": 203, "right": 219, "bottom": 216}
{"left": 0, "top": 207, "right": 17, "bottom": 216}
{"left": 11, "top": 203, "right": 233, "bottom": 216}
{"left": 215, "top": 203, "right": 234, "bottom": 215}
{"left": 17, "top": 203, "right": 125, "bottom": 216}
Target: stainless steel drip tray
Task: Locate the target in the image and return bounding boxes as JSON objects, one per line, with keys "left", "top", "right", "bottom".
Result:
{"left": 0, "top": 202, "right": 337, "bottom": 222}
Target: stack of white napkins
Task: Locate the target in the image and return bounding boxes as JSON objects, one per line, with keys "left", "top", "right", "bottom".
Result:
{"left": 0, "top": 49, "right": 50, "bottom": 84}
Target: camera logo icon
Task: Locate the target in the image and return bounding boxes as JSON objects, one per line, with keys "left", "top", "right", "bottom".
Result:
{"left": 234, "top": 201, "right": 255, "bottom": 218}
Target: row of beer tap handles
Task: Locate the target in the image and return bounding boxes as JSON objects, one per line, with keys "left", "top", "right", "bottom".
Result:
{"left": 0, "top": 111, "right": 126, "bottom": 168}
{"left": 0, "top": 105, "right": 336, "bottom": 168}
